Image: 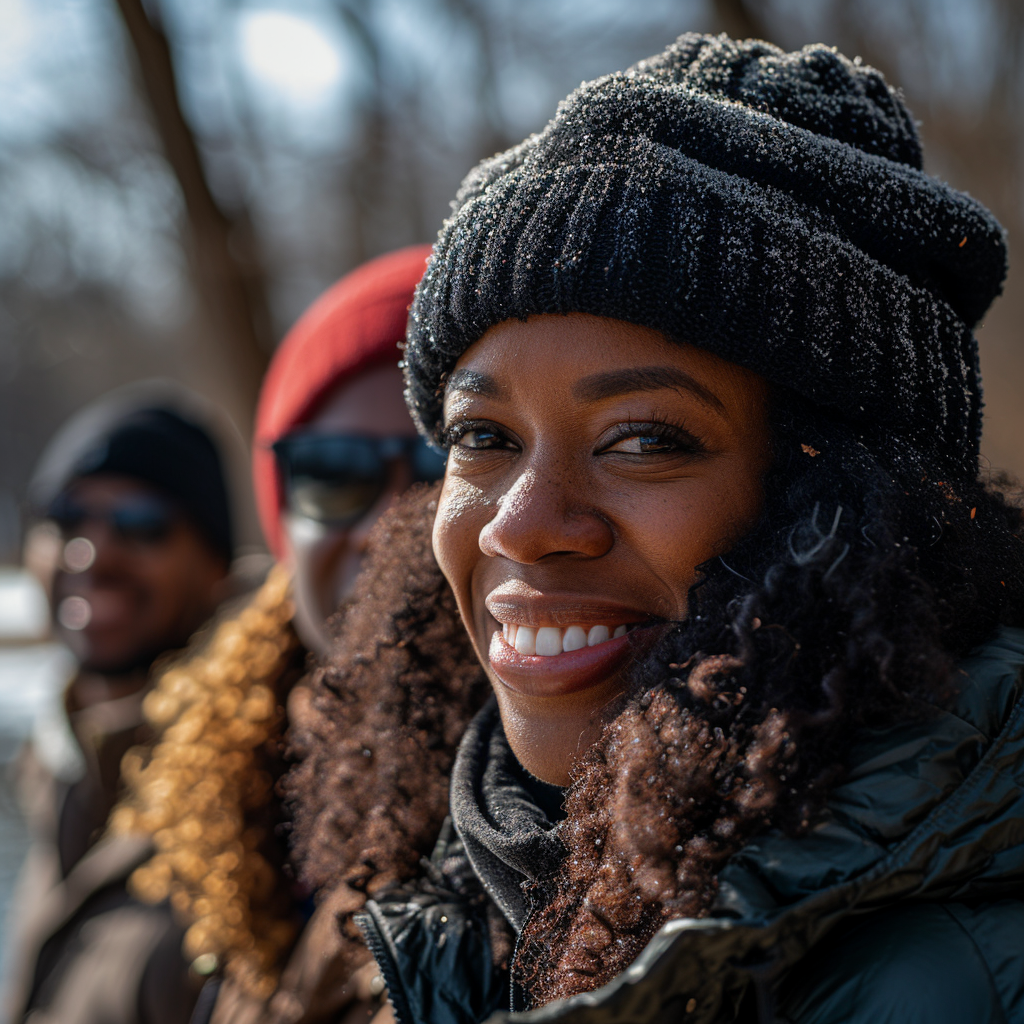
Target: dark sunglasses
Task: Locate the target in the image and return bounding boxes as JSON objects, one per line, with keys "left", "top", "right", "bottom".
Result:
{"left": 272, "top": 433, "right": 447, "bottom": 526}
{"left": 48, "top": 493, "right": 178, "bottom": 544}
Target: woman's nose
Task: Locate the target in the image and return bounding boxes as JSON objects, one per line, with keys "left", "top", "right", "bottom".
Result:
{"left": 478, "top": 466, "right": 613, "bottom": 563}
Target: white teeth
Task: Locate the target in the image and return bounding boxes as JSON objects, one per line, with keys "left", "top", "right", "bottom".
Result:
{"left": 501, "top": 621, "right": 634, "bottom": 656}
{"left": 514, "top": 626, "right": 537, "bottom": 656}
{"left": 535, "top": 627, "right": 562, "bottom": 656}
{"left": 562, "top": 626, "right": 588, "bottom": 652}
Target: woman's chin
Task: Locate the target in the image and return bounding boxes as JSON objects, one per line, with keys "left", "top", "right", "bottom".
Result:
{"left": 483, "top": 624, "right": 673, "bottom": 785}
{"left": 487, "top": 656, "right": 635, "bottom": 787}
{"left": 495, "top": 700, "right": 605, "bottom": 786}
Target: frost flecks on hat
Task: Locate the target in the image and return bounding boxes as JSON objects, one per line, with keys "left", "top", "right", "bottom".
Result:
{"left": 405, "top": 33, "right": 1007, "bottom": 484}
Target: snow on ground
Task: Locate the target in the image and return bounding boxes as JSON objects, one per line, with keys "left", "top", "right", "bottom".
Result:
{"left": 0, "top": 569, "right": 73, "bottom": 982}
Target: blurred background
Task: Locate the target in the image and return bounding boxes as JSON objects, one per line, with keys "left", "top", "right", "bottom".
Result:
{"left": 0, "top": 0, "right": 1021, "bottom": 973}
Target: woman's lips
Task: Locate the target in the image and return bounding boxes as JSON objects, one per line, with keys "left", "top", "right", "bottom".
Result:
{"left": 483, "top": 587, "right": 669, "bottom": 697}
{"left": 487, "top": 624, "right": 663, "bottom": 698}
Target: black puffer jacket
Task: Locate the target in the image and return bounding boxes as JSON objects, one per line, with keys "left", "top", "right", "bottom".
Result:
{"left": 359, "top": 627, "right": 1024, "bottom": 1024}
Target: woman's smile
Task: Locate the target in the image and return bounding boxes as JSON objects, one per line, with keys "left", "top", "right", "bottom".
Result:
{"left": 433, "top": 312, "right": 771, "bottom": 784}
{"left": 500, "top": 622, "right": 630, "bottom": 656}
{"left": 484, "top": 585, "right": 665, "bottom": 695}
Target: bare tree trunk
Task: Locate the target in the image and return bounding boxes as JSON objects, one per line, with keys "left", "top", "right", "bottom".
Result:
{"left": 440, "top": 0, "right": 513, "bottom": 160}
{"left": 711, "top": 0, "right": 771, "bottom": 42}
{"left": 112, "top": 0, "right": 271, "bottom": 426}
{"left": 333, "top": 0, "right": 387, "bottom": 267}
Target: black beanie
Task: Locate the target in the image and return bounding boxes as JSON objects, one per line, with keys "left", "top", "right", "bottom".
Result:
{"left": 34, "top": 406, "right": 234, "bottom": 563}
{"left": 404, "top": 33, "right": 1007, "bottom": 484}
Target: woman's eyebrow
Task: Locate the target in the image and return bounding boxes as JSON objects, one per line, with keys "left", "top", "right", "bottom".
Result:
{"left": 445, "top": 368, "right": 505, "bottom": 398}
{"left": 572, "top": 366, "right": 725, "bottom": 411}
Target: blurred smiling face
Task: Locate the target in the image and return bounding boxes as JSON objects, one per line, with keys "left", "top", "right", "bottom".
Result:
{"left": 50, "top": 474, "right": 227, "bottom": 674}
{"left": 433, "top": 313, "right": 772, "bottom": 785}
{"left": 279, "top": 361, "right": 445, "bottom": 654}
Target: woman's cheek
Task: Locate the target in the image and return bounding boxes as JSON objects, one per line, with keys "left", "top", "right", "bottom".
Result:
{"left": 432, "top": 473, "right": 494, "bottom": 591}
{"left": 632, "top": 478, "right": 756, "bottom": 604}
{"left": 713, "top": 463, "right": 768, "bottom": 548}
{"left": 434, "top": 474, "right": 500, "bottom": 659}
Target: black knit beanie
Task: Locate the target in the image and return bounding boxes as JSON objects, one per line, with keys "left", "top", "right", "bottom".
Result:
{"left": 33, "top": 406, "right": 234, "bottom": 563}
{"left": 404, "top": 33, "right": 1007, "bottom": 484}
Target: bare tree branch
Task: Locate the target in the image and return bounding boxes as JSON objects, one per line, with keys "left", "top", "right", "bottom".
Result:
{"left": 111, "top": 0, "right": 271, "bottom": 423}
{"left": 332, "top": 0, "right": 388, "bottom": 266}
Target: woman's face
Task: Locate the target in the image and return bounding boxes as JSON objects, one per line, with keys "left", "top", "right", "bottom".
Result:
{"left": 434, "top": 313, "right": 771, "bottom": 785}
{"left": 282, "top": 362, "right": 420, "bottom": 654}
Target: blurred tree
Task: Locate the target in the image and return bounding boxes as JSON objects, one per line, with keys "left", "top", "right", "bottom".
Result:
{"left": 711, "top": 0, "right": 767, "bottom": 40}
{"left": 113, "top": 0, "right": 272, "bottom": 416}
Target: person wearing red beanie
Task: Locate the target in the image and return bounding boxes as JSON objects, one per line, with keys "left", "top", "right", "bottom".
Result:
{"left": 253, "top": 243, "right": 443, "bottom": 653}
{"left": 104, "top": 247, "right": 438, "bottom": 1024}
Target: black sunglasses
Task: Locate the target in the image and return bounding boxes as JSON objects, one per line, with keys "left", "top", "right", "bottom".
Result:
{"left": 48, "top": 492, "right": 178, "bottom": 544}
{"left": 272, "top": 433, "right": 447, "bottom": 526}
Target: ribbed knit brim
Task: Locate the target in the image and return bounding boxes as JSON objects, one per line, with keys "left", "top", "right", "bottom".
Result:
{"left": 405, "top": 34, "right": 1007, "bottom": 482}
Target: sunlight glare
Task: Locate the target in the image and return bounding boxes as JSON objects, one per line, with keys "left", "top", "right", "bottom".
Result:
{"left": 0, "top": 0, "right": 33, "bottom": 75}
{"left": 239, "top": 9, "right": 342, "bottom": 104}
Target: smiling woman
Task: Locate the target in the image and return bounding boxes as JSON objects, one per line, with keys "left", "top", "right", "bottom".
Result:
{"left": 435, "top": 315, "right": 770, "bottom": 785}
{"left": 284, "top": 32, "right": 1024, "bottom": 1024}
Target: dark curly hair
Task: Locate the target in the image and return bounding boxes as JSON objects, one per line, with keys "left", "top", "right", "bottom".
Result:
{"left": 281, "top": 484, "right": 490, "bottom": 967}
{"left": 285, "top": 397, "right": 1024, "bottom": 1006}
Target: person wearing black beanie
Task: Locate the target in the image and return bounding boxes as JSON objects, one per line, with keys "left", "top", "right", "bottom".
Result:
{"left": 403, "top": 34, "right": 1004, "bottom": 489}
{"left": 4, "top": 383, "right": 242, "bottom": 1024}
{"left": 42, "top": 406, "right": 235, "bottom": 564}
{"left": 27, "top": 386, "right": 238, "bottom": 676}
{"left": 282, "top": 33, "right": 1024, "bottom": 1024}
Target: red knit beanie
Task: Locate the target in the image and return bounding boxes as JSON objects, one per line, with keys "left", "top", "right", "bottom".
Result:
{"left": 253, "top": 245, "right": 432, "bottom": 558}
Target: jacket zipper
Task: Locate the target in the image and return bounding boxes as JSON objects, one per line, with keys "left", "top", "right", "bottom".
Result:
{"left": 355, "top": 905, "right": 415, "bottom": 1024}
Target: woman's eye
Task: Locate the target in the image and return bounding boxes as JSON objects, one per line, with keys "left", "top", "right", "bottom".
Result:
{"left": 602, "top": 425, "right": 705, "bottom": 456}
{"left": 452, "top": 426, "right": 511, "bottom": 450}
{"left": 606, "top": 434, "right": 679, "bottom": 455}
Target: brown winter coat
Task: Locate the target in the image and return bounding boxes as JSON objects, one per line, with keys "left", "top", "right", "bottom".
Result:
{"left": 3, "top": 673, "right": 198, "bottom": 1024}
